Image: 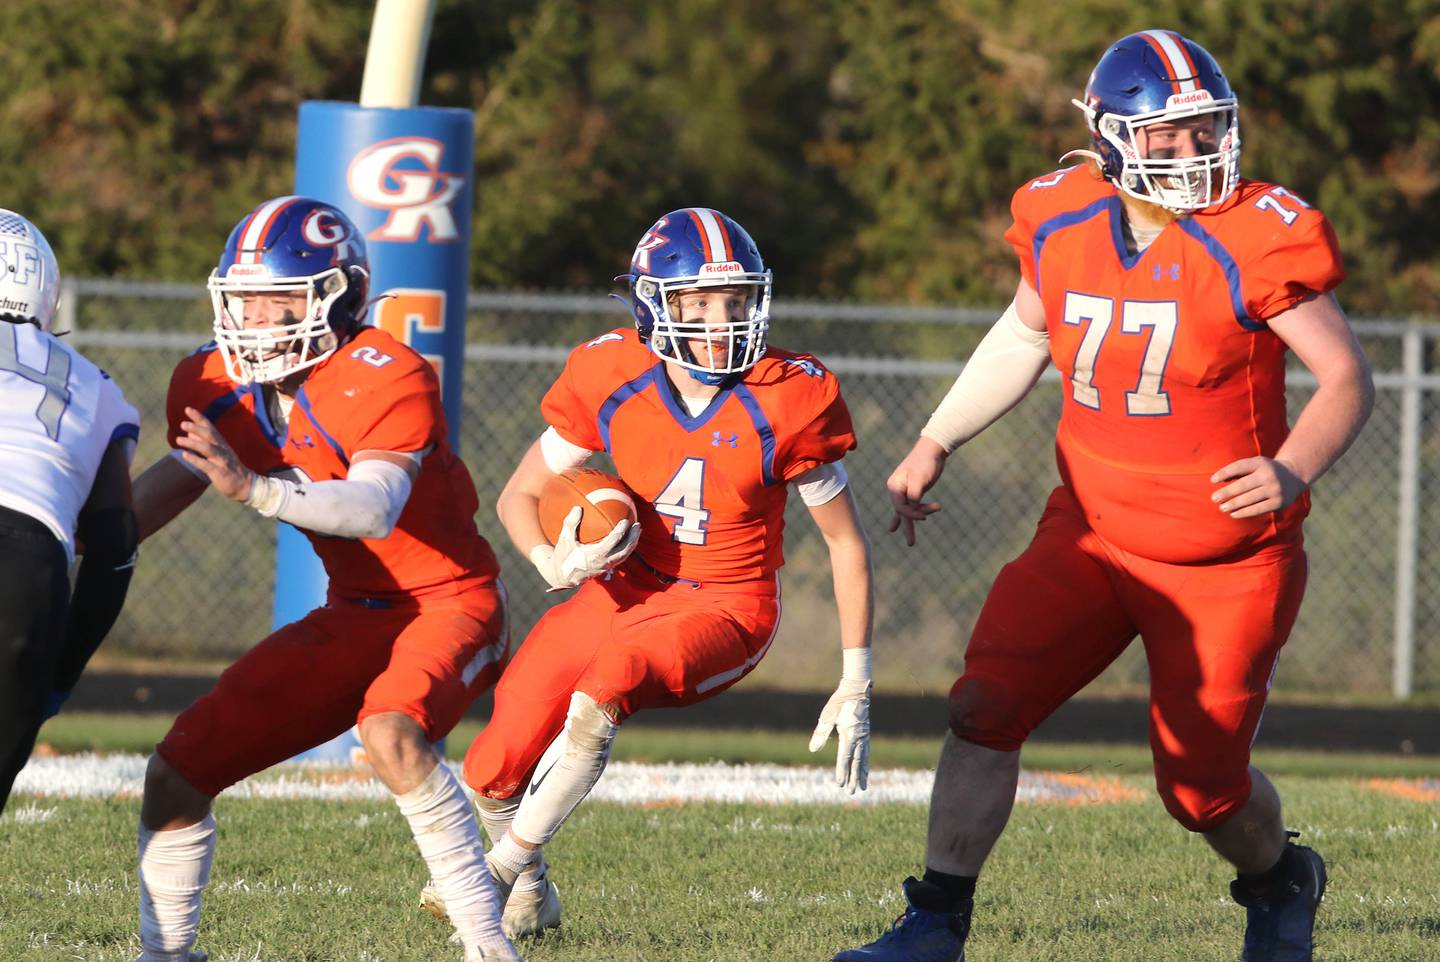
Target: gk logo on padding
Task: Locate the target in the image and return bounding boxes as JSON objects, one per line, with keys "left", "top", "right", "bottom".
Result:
{"left": 347, "top": 138, "right": 465, "bottom": 243}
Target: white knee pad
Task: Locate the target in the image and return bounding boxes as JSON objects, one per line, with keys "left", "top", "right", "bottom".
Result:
{"left": 474, "top": 794, "right": 520, "bottom": 816}
{"left": 473, "top": 793, "right": 520, "bottom": 846}
{"left": 564, "top": 692, "right": 618, "bottom": 761}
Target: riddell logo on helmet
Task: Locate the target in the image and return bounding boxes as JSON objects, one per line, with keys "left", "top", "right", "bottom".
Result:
{"left": 347, "top": 138, "right": 465, "bottom": 244}
{"left": 226, "top": 264, "right": 271, "bottom": 277}
{"left": 1166, "top": 90, "right": 1215, "bottom": 108}
{"left": 699, "top": 261, "right": 745, "bottom": 275}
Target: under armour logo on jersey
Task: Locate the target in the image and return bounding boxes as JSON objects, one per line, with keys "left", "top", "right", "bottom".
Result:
{"left": 1152, "top": 263, "right": 1181, "bottom": 282}
{"left": 783, "top": 357, "right": 825, "bottom": 379}
{"left": 712, "top": 431, "right": 739, "bottom": 448}
{"left": 586, "top": 332, "right": 624, "bottom": 349}
{"left": 291, "top": 434, "right": 316, "bottom": 450}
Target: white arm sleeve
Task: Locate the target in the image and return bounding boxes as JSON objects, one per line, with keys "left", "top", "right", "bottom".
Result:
{"left": 245, "top": 458, "right": 415, "bottom": 539}
{"left": 920, "top": 301, "right": 1052, "bottom": 454}
{"left": 793, "top": 460, "right": 849, "bottom": 507}
{"left": 540, "top": 425, "right": 596, "bottom": 473}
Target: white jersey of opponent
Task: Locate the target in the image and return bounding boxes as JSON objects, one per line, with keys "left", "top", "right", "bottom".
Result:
{"left": 0, "top": 322, "right": 139, "bottom": 561}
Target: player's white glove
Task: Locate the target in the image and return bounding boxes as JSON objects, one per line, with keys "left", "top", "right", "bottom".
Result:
{"left": 529, "top": 506, "right": 641, "bottom": 591}
{"left": 808, "top": 648, "right": 872, "bottom": 794}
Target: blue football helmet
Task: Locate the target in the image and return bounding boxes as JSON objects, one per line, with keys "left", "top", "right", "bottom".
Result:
{"left": 623, "top": 208, "right": 772, "bottom": 385}
{"left": 1072, "top": 30, "right": 1240, "bottom": 211}
{"left": 0, "top": 210, "right": 61, "bottom": 332}
{"left": 208, "top": 196, "right": 370, "bottom": 384}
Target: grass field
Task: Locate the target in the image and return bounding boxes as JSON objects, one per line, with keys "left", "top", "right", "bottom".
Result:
{"left": 2, "top": 717, "right": 1438, "bottom": 962}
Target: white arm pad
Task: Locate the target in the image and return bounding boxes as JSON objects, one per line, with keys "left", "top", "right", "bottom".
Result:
{"left": 920, "top": 301, "right": 1051, "bottom": 453}
{"left": 793, "top": 460, "right": 849, "bottom": 507}
{"left": 540, "top": 426, "right": 597, "bottom": 473}
{"left": 246, "top": 458, "right": 415, "bottom": 539}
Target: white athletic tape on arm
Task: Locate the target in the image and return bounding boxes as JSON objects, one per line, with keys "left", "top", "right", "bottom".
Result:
{"left": 842, "top": 645, "right": 873, "bottom": 682}
{"left": 793, "top": 460, "right": 849, "bottom": 507}
{"left": 920, "top": 301, "right": 1051, "bottom": 453}
{"left": 540, "top": 426, "right": 596, "bottom": 473}
{"left": 246, "top": 458, "right": 414, "bottom": 539}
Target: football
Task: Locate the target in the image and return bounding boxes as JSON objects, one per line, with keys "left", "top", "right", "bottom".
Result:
{"left": 539, "top": 467, "right": 639, "bottom": 545}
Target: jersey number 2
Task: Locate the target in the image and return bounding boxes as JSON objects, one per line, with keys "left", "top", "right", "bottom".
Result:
{"left": 1063, "top": 293, "right": 1175, "bottom": 416}
{"left": 0, "top": 326, "right": 72, "bottom": 440}
{"left": 654, "top": 457, "right": 710, "bottom": 544}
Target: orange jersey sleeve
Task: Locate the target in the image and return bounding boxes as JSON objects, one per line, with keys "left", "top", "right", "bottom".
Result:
{"left": 1198, "top": 181, "right": 1346, "bottom": 322}
{"left": 165, "top": 343, "right": 288, "bottom": 477}
{"left": 541, "top": 329, "right": 654, "bottom": 451}
{"left": 752, "top": 351, "right": 857, "bottom": 482}
{"left": 166, "top": 344, "right": 236, "bottom": 448}
{"left": 319, "top": 328, "right": 447, "bottom": 456}
{"left": 1004, "top": 165, "right": 1113, "bottom": 290}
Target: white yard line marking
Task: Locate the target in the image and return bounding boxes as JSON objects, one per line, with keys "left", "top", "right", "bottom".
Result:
{"left": 10, "top": 754, "right": 1138, "bottom": 807}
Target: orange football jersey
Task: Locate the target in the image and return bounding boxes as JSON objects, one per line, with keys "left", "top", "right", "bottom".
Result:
{"left": 1004, "top": 166, "right": 1345, "bottom": 563}
{"left": 542, "top": 328, "right": 856, "bottom": 584}
{"left": 167, "top": 326, "right": 498, "bottom": 600}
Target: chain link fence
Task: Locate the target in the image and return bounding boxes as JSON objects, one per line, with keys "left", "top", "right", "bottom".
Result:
{"left": 62, "top": 280, "right": 1440, "bottom": 700}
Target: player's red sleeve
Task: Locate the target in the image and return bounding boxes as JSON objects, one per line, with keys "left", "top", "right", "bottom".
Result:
{"left": 1243, "top": 210, "right": 1346, "bottom": 322}
{"left": 775, "top": 366, "right": 857, "bottom": 482}
{"left": 345, "top": 362, "right": 445, "bottom": 454}
{"left": 164, "top": 354, "right": 211, "bottom": 449}
{"left": 1003, "top": 184, "right": 1039, "bottom": 290}
{"left": 540, "top": 350, "right": 605, "bottom": 451}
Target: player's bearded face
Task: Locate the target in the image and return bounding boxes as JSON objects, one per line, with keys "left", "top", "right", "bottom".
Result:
{"left": 673, "top": 287, "right": 753, "bottom": 369}
{"left": 1136, "top": 115, "right": 1224, "bottom": 203}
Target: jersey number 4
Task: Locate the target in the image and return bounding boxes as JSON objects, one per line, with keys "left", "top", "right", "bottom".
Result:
{"left": 0, "top": 326, "right": 72, "bottom": 440}
{"left": 654, "top": 457, "right": 710, "bottom": 544}
{"left": 1063, "top": 293, "right": 1175, "bottom": 416}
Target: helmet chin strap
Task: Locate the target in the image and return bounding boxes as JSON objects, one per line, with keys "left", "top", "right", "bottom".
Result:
{"left": 686, "top": 367, "right": 730, "bottom": 387}
{"left": 673, "top": 332, "right": 746, "bottom": 387}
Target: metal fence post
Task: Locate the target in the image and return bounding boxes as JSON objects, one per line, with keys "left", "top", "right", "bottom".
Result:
{"left": 1393, "top": 326, "right": 1422, "bottom": 698}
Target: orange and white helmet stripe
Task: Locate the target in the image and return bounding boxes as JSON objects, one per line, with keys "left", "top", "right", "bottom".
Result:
{"left": 1140, "top": 29, "right": 1200, "bottom": 95}
{"left": 234, "top": 196, "right": 301, "bottom": 264}
{"left": 686, "top": 208, "right": 734, "bottom": 263}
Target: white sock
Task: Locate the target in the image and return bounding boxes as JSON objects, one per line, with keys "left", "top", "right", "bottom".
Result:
{"left": 137, "top": 814, "right": 216, "bottom": 962}
{"left": 475, "top": 772, "right": 550, "bottom": 897}
{"left": 396, "top": 764, "right": 508, "bottom": 953}
{"left": 510, "top": 692, "right": 617, "bottom": 848}
{"left": 487, "top": 831, "right": 538, "bottom": 890}
{"left": 512, "top": 858, "right": 550, "bottom": 897}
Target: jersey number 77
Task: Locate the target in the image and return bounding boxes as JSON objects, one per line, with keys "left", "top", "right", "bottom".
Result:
{"left": 1063, "top": 293, "right": 1176, "bottom": 417}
